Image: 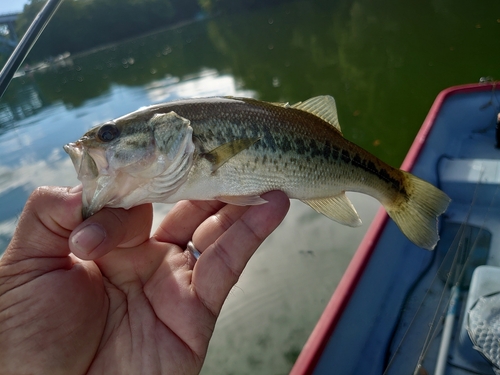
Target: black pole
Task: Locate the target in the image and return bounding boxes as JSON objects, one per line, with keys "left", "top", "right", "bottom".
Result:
{"left": 0, "top": 0, "right": 64, "bottom": 98}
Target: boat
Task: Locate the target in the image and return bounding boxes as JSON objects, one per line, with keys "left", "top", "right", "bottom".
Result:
{"left": 290, "top": 82, "right": 500, "bottom": 375}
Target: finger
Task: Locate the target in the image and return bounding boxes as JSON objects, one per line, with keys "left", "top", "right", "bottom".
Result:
{"left": 192, "top": 191, "right": 289, "bottom": 315}
{"left": 191, "top": 204, "right": 250, "bottom": 253}
{"left": 153, "top": 200, "right": 224, "bottom": 246}
{"left": 69, "top": 204, "right": 153, "bottom": 260}
{"left": 4, "top": 186, "right": 82, "bottom": 262}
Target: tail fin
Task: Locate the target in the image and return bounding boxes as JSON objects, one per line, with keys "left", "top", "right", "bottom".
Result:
{"left": 385, "top": 171, "right": 450, "bottom": 250}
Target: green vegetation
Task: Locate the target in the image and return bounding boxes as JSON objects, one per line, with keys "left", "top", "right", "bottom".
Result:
{"left": 6, "top": 0, "right": 290, "bottom": 68}
{"left": 2, "top": 0, "right": 293, "bottom": 69}
{"left": 13, "top": 0, "right": 200, "bottom": 64}
{"left": 198, "top": 0, "right": 290, "bottom": 14}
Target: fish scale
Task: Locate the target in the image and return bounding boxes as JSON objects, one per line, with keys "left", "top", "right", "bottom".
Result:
{"left": 64, "top": 95, "right": 450, "bottom": 250}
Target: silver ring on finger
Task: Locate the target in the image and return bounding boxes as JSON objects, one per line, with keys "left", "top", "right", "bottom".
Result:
{"left": 187, "top": 241, "right": 201, "bottom": 260}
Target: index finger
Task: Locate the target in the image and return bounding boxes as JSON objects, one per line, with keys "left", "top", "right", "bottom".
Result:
{"left": 191, "top": 191, "right": 289, "bottom": 316}
{"left": 153, "top": 200, "right": 224, "bottom": 246}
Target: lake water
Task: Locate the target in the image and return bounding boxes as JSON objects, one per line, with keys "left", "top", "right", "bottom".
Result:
{"left": 0, "top": 0, "right": 499, "bottom": 373}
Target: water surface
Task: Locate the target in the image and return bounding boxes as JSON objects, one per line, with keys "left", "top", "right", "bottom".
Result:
{"left": 1, "top": 0, "right": 499, "bottom": 373}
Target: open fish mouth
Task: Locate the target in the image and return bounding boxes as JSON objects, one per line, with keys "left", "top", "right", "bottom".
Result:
{"left": 64, "top": 141, "right": 103, "bottom": 217}
{"left": 64, "top": 140, "right": 124, "bottom": 218}
{"left": 64, "top": 141, "right": 99, "bottom": 181}
{"left": 63, "top": 142, "right": 82, "bottom": 173}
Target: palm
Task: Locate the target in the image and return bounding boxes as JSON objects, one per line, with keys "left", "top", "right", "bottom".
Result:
{"left": 86, "top": 240, "right": 215, "bottom": 374}
{"left": 0, "top": 187, "right": 289, "bottom": 375}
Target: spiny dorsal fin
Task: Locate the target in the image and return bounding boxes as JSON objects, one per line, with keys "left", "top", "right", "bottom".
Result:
{"left": 301, "top": 193, "right": 361, "bottom": 227}
{"left": 269, "top": 101, "right": 290, "bottom": 108}
{"left": 202, "top": 137, "right": 261, "bottom": 173}
{"left": 292, "top": 96, "right": 341, "bottom": 133}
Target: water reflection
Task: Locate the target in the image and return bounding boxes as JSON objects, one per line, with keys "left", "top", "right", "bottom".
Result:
{"left": 144, "top": 68, "right": 255, "bottom": 102}
{"left": 0, "top": 67, "right": 255, "bottom": 254}
{"left": 0, "top": 0, "right": 498, "bottom": 372}
{"left": 0, "top": 84, "right": 44, "bottom": 132}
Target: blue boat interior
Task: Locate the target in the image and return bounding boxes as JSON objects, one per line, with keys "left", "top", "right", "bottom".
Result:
{"left": 313, "top": 87, "right": 500, "bottom": 375}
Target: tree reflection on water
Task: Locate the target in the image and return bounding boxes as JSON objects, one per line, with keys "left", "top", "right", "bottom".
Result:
{"left": 0, "top": 0, "right": 498, "bottom": 373}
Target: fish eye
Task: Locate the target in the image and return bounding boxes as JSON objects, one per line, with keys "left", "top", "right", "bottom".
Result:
{"left": 97, "top": 123, "right": 120, "bottom": 142}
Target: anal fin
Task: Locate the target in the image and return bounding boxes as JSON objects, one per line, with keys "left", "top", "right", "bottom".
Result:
{"left": 302, "top": 193, "right": 362, "bottom": 227}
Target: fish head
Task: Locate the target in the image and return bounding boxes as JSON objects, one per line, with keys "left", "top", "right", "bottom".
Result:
{"left": 64, "top": 110, "right": 195, "bottom": 218}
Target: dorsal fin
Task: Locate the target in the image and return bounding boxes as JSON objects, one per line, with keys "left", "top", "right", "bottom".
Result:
{"left": 291, "top": 96, "right": 341, "bottom": 133}
{"left": 269, "top": 101, "right": 290, "bottom": 108}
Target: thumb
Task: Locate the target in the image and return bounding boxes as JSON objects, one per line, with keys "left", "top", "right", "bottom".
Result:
{"left": 4, "top": 186, "right": 82, "bottom": 262}
{"left": 69, "top": 203, "right": 153, "bottom": 260}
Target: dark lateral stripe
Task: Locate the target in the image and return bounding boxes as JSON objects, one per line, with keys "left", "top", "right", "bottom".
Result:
{"left": 341, "top": 149, "right": 350, "bottom": 164}
{"left": 343, "top": 150, "right": 405, "bottom": 193}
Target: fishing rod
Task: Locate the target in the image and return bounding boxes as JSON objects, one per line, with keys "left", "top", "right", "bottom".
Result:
{"left": 0, "top": 0, "right": 64, "bottom": 98}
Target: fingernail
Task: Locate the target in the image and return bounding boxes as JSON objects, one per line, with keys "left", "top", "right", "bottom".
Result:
{"left": 71, "top": 224, "right": 106, "bottom": 255}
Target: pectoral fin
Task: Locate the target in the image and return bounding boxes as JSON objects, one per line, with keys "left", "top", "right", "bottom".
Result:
{"left": 202, "top": 137, "right": 261, "bottom": 172}
{"left": 216, "top": 195, "right": 268, "bottom": 206}
{"left": 302, "top": 193, "right": 362, "bottom": 227}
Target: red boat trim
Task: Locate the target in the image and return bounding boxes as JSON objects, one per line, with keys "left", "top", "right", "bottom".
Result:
{"left": 289, "top": 82, "right": 496, "bottom": 375}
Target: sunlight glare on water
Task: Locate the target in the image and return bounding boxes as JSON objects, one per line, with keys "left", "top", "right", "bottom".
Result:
{"left": 144, "top": 69, "right": 256, "bottom": 102}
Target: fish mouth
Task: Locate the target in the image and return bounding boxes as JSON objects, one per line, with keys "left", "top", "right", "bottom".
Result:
{"left": 64, "top": 141, "right": 105, "bottom": 218}
{"left": 64, "top": 141, "right": 99, "bottom": 181}
{"left": 64, "top": 141, "right": 140, "bottom": 219}
{"left": 63, "top": 142, "right": 82, "bottom": 172}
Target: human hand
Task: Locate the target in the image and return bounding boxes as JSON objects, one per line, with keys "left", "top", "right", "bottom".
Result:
{"left": 0, "top": 186, "right": 289, "bottom": 375}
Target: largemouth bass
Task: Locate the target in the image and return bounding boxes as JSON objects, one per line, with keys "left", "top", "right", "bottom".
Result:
{"left": 64, "top": 96, "right": 450, "bottom": 250}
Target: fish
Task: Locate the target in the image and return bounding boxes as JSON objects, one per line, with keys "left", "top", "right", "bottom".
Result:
{"left": 64, "top": 96, "right": 450, "bottom": 250}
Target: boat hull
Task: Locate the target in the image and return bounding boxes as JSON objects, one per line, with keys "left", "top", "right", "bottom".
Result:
{"left": 291, "top": 83, "right": 500, "bottom": 375}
